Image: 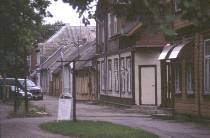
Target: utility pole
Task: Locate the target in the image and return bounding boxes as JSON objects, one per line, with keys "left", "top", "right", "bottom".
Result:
{"left": 72, "top": 60, "right": 76, "bottom": 122}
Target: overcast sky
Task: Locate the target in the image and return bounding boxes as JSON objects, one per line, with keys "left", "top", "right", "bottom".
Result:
{"left": 44, "top": 0, "right": 96, "bottom": 26}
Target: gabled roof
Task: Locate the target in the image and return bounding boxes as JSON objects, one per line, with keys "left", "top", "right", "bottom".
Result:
{"left": 39, "top": 24, "right": 96, "bottom": 64}
{"left": 50, "top": 40, "right": 96, "bottom": 74}
{"left": 39, "top": 24, "right": 96, "bottom": 70}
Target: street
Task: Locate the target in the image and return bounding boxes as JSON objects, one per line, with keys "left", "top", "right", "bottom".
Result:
{"left": 1, "top": 96, "right": 210, "bottom": 138}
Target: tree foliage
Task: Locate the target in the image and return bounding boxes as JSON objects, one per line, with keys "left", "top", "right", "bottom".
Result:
{"left": 37, "top": 21, "right": 65, "bottom": 43}
{"left": 62, "top": 0, "right": 210, "bottom": 36}
{"left": 0, "top": 0, "right": 51, "bottom": 77}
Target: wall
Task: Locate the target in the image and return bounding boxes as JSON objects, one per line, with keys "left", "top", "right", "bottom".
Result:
{"left": 134, "top": 48, "right": 162, "bottom": 105}
{"left": 97, "top": 51, "right": 133, "bottom": 104}
{"left": 75, "top": 70, "right": 97, "bottom": 100}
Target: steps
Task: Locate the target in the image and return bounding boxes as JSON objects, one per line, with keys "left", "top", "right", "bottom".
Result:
{"left": 125, "top": 105, "right": 173, "bottom": 117}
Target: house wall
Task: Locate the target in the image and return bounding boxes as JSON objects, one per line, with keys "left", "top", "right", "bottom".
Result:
{"left": 51, "top": 71, "right": 62, "bottom": 96}
{"left": 136, "top": 32, "right": 166, "bottom": 47}
{"left": 197, "top": 33, "right": 210, "bottom": 118}
{"left": 173, "top": 42, "right": 199, "bottom": 115}
{"left": 163, "top": 32, "right": 210, "bottom": 118}
{"left": 134, "top": 48, "right": 162, "bottom": 105}
{"left": 40, "top": 69, "right": 51, "bottom": 94}
{"left": 30, "top": 47, "right": 37, "bottom": 71}
{"left": 75, "top": 70, "right": 97, "bottom": 100}
{"left": 98, "top": 51, "right": 133, "bottom": 104}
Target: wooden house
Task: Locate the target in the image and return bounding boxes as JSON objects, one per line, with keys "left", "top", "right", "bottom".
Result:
{"left": 35, "top": 24, "right": 96, "bottom": 100}
{"left": 96, "top": 1, "right": 166, "bottom": 106}
{"left": 158, "top": 0, "right": 210, "bottom": 118}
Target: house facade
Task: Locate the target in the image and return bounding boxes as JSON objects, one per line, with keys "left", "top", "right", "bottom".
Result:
{"left": 96, "top": 4, "right": 166, "bottom": 105}
{"left": 158, "top": 0, "right": 210, "bottom": 118}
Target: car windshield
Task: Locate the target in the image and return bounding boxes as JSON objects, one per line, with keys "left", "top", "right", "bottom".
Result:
{"left": 19, "top": 79, "right": 36, "bottom": 87}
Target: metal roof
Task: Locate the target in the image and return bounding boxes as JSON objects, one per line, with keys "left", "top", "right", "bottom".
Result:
{"left": 39, "top": 24, "right": 96, "bottom": 64}
{"left": 158, "top": 44, "right": 174, "bottom": 60}
{"left": 39, "top": 24, "right": 96, "bottom": 70}
{"left": 168, "top": 40, "right": 191, "bottom": 59}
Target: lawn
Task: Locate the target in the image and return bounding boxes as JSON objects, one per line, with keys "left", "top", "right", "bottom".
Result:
{"left": 40, "top": 120, "right": 158, "bottom": 138}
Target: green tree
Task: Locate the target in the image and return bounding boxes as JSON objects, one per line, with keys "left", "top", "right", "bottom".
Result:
{"left": 0, "top": 0, "right": 51, "bottom": 112}
{"left": 61, "top": 0, "right": 210, "bottom": 37}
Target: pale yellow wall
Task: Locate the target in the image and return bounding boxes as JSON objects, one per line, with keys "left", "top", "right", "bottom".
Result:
{"left": 134, "top": 49, "right": 161, "bottom": 105}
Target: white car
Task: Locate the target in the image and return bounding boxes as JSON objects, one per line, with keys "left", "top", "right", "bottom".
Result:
{"left": 10, "top": 86, "right": 32, "bottom": 99}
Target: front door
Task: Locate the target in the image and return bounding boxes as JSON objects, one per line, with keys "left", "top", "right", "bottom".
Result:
{"left": 139, "top": 65, "right": 157, "bottom": 105}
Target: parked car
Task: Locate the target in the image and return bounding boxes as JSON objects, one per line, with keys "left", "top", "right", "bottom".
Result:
{"left": 18, "top": 79, "right": 43, "bottom": 100}
{"left": 0, "top": 78, "right": 43, "bottom": 100}
{"left": 10, "top": 86, "right": 32, "bottom": 99}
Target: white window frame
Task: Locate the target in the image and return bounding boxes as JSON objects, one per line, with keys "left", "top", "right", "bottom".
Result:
{"left": 97, "top": 62, "right": 101, "bottom": 91}
{"left": 101, "top": 61, "right": 105, "bottom": 90}
{"left": 126, "top": 57, "right": 131, "bottom": 93}
{"left": 114, "top": 15, "right": 118, "bottom": 34}
{"left": 175, "top": 63, "right": 181, "bottom": 94}
{"left": 186, "top": 64, "right": 193, "bottom": 94}
{"left": 102, "top": 22, "right": 105, "bottom": 43}
{"left": 114, "top": 58, "right": 119, "bottom": 92}
{"left": 108, "top": 13, "right": 111, "bottom": 38}
{"left": 204, "top": 39, "right": 210, "bottom": 93}
{"left": 107, "top": 59, "right": 112, "bottom": 91}
{"left": 120, "top": 58, "right": 125, "bottom": 92}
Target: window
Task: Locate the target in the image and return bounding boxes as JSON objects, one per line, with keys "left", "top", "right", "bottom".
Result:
{"left": 204, "top": 40, "right": 210, "bottom": 93}
{"left": 97, "top": 62, "right": 100, "bottom": 91}
{"left": 108, "top": 13, "right": 118, "bottom": 38}
{"left": 175, "top": 0, "right": 182, "bottom": 12}
{"left": 120, "top": 58, "right": 126, "bottom": 92}
{"left": 102, "top": 23, "right": 105, "bottom": 43}
{"left": 108, "top": 59, "right": 112, "bottom": 90}
{"left": 175, "top": 63, "right": 182, "bottom": 93}
{"left": 101, "top": 61, "right": 105, "bottom": 90}
{"left": 108, "top": 13, "right": 111, "bottom": 38}
{"left": 126, "top": 57, "right": 131, "bottom": 93}
{"left": 97, "top": 24, "right": 100, "bottom": 45}
{"left": 114, "top": 58, "right": 119, "bottom": 92}
{"left": 114, "top": 16, "right": 118, "bottom": 34}
{"left": 186, "top": 64, "right": 193, "bottom": 94}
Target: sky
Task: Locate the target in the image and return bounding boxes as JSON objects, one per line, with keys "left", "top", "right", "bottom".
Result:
{"left": 44, "top": 0, "right": 96, "bottom": 26}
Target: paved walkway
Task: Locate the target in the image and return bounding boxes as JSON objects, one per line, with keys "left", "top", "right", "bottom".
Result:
{"left": 1, "top": 96, "right": 210, "bottom": 138}
{"left": 0, "top": 100, "right": 71, "bottom": 138}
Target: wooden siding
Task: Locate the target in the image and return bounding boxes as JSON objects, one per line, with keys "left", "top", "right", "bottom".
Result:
{"left": 173, "top": 18, "right": 192, "bottom": 31}
{"left": 136, "top": 31, "right": 166, "bottom": 47}
{"left": 75, "top": 70, "right": 97, "bottom": 101}
{"left": 162, "top": 32, "right": 210, "bottom": 118}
